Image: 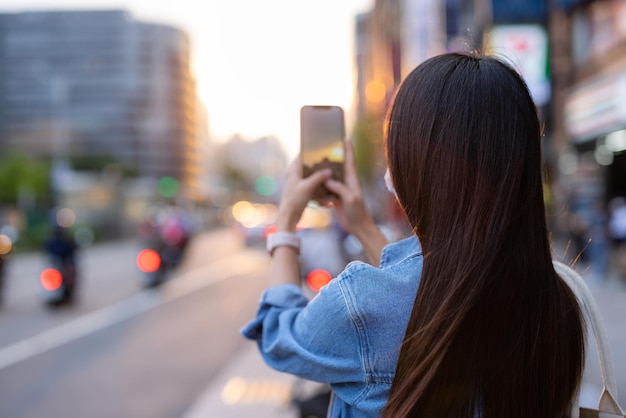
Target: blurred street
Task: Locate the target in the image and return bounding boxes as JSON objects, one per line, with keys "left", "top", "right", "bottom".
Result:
{"left": 0, "top": 228, "right": 623, "bottom": 417}
{"left": 0, "top": 227, "right": 281, "bottom": 418}
{"left": 0, "top": 0, "right": 625, "bottom": 416}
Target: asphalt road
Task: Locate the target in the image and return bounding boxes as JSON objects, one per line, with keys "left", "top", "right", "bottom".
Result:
{"left": 0, "top": 228, "right": 271, "bottom": 418}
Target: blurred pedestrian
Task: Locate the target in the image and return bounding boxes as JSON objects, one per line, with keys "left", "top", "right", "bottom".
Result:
{"left": 44, "top": 225, "right": 77, "bottom": 268}
{"left": 242, "top": 52, "right": 585, "bottom": 418}
{"left": 608, "top": 196, "right": 626, "bottom": 279}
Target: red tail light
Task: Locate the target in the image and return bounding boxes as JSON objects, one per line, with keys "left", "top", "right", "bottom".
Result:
{"left": 41, "top": 268, "right": 63, "bottom": 291}
{"left": 264, "top": 224, "right": 305, "bottom": 238}
{"left": 306, "top": 269, "right": 332, "bottom": 292}
{"left": 263, "top": 224, "right": 277, "bottom": 238}
{"left": 136, "top": 249, "right": 161, "bottom": 273}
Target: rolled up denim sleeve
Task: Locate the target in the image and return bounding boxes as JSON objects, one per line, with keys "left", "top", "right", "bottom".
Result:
{"left": 241, "top": 280, "right": 365, "bottom": 385}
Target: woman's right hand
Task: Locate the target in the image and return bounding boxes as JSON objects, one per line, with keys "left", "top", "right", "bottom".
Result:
{"left": 323, "top": 140, "right": 373, "bottom": 236}
{"left": 324, "top": 141, "right": 389, "bottom": 264}
{"left": 276, "top": 157, "right": 332, "bottom": 233}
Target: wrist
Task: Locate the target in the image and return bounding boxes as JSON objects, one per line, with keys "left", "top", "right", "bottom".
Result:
{"left": 266, "top": 231, "right": 301, "bottom": 256}
{"left": 275, "top": 222, "right": 297, "bottom": 233}
{"left": 275, "top": 212, "right": 300, "bottom": 233}
{"left": 351, "top": 217, "right": 378, "bottom": 240}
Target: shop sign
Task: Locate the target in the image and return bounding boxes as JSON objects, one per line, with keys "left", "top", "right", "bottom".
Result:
{"left": 488, "top": 24, "right": 551, "bottom": 106}
{"left": 564, "top": 73, "right": 626, "bottom": 143}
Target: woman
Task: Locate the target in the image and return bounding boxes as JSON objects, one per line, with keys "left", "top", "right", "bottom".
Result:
{"left": 242, "top": 52, "right": 585, "bottom": 418}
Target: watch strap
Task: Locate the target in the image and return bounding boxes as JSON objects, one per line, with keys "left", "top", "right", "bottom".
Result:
{"left": 266, "top": 231, "right": 301, "bottom": 255}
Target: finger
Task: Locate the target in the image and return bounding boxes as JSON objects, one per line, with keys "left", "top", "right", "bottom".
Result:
{"left": 301, "top": 169, "right": 332, "bottom": 193}
{"left": 324, "top": 177, "right": 352, "bottom": 199}
{"left": 343, "top": 140, "right": 360, "bottom": 188}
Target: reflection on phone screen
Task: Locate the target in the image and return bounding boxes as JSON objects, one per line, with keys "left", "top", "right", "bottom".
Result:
{"left": 301, "top": 106, "right": 345, "bottom": 198}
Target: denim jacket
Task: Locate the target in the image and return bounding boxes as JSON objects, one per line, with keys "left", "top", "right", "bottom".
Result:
{"left": 241, "top": 235, "right": 423, "bottom": 417}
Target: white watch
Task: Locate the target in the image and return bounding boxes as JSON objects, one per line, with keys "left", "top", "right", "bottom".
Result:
{"left": 266, "top": 231, "right": 301, "bottom": 255}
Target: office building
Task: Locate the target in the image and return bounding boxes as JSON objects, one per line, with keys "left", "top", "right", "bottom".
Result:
{"left": 0, "top": 10, "right": 204, "bottom": 199}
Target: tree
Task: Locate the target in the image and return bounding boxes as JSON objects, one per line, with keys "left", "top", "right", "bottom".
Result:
{"left": 0, "top": 153, "right": 51, "bottom": 206}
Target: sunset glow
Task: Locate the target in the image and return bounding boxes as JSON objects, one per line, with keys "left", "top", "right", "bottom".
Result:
{"left": 0, "top": 0, "right": 372, "bottom": 159}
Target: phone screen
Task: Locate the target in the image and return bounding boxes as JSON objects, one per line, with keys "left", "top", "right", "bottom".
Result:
{"left": 300, "top": 105, "right": 345, "bottom": 200}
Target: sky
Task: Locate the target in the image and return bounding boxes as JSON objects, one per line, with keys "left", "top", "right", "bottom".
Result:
{"left": 0, "top": 0, "right": 373, "bottom": 159}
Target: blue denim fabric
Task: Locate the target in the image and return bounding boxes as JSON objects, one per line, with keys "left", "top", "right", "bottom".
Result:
{"left": 241, "top": 235, "right": 423, "bottom": 417}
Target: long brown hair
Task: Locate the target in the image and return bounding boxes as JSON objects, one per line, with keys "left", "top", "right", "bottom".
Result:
{"left": 382, "top": 53, "right": 585, "bottom": 418}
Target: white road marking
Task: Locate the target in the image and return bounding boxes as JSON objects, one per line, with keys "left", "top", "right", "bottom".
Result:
{"left": 0, "top": 251, "right": 268, "bottom": 372}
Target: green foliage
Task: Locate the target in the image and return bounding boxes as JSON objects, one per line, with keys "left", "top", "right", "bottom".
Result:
{"left": 70, "top": 155, "right": 138, "bottom": 177}
{"left": 70, "top": 154, "right": 117, "bottom": 171}
{"left": 11, "top": 209, "right": 50, "bottom": 253}
{"left": 0, "top": 153, "right": 51, "bottom": 205}
{"left": 352, "top": 114, "right": 384, "bottom": 184}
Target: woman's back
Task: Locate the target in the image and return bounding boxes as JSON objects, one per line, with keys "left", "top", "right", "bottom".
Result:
{"left": 382, "top": 52, "right": 586, "bottom": 418}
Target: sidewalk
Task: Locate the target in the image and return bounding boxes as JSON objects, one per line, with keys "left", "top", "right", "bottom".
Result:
{"left": 181, "top": 341, "right": 327, "bottom": 418}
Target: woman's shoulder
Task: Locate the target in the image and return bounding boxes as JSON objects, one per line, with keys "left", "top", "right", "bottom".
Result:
{"left": 334, "top": 235, "right": 422, "bottom": 291}
{"left": 380, "top": 235, "right": 422, "bottom": 269}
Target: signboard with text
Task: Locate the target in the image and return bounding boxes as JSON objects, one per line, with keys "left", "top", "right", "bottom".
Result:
{"left": 488, "top": 24, "right": 551, "bottom": 107}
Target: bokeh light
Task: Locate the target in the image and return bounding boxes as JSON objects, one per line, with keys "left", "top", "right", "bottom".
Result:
{"left": 231, "top": 201, "right": 279, "bottom": 229}
{"left": 606, "top": 129, "right": 626, "bottom": 152}
{"left": 306, "top": 269, "right": 332, "bottom": 292}
{"left": 158, "top": 176, "right": 179, "bottom": 198}
{"left": 0, "top": 234, "right": 13, "bottom": 255}
{"left": 299, "top": 205, "right": 332, "bottom": 229}
{"left": 56, "top": 207, "right": 76, "bottom": 228}
{"left": 365, "top": 80, "right": 386, "bottom": 103}
{"left": 40, "top": 268, "right": 63, "bottom": 291}
{"left": 595, "top": 144, "right": 614, "bottom": 166}
{"left": 255, "top": 175, "right": 277, "bottom": 197}
{"left": 136, "top": 249, "right": 161, "bottom": 273}
{"left": 74, "top": 226, "right": 95, "bottom": 248}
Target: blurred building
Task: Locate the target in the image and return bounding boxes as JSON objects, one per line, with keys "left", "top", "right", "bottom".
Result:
{"left": 352, "top": 0, "right": 557, "bottom": 228}
{"left": 558, "top": 0, "right": 626, "bottom": 202}
{"left": 549, "top": 0, "right": 626, "bottom": 273}
{"left": 353, "top": 0, "right": 546, "bottom": 172}
{"left": 0, "top": 10, "right": 206, "bottom": 201}
{"left": 353, "top": 0, "right": 626, "bottom": 272}
{"left": 352, "top": 1, "right": 404, "bottom": 185}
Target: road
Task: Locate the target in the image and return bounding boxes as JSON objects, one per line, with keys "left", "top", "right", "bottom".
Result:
{"left": 0, "top": 228, "right": 623, "bottom": 417}
{"left": 0, "top": 228, "right": 272, "bottom": 418}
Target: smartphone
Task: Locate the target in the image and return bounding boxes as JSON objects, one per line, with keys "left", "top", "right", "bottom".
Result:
{"left": 300, "top": 105, "right": 346, "bottom": 200}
